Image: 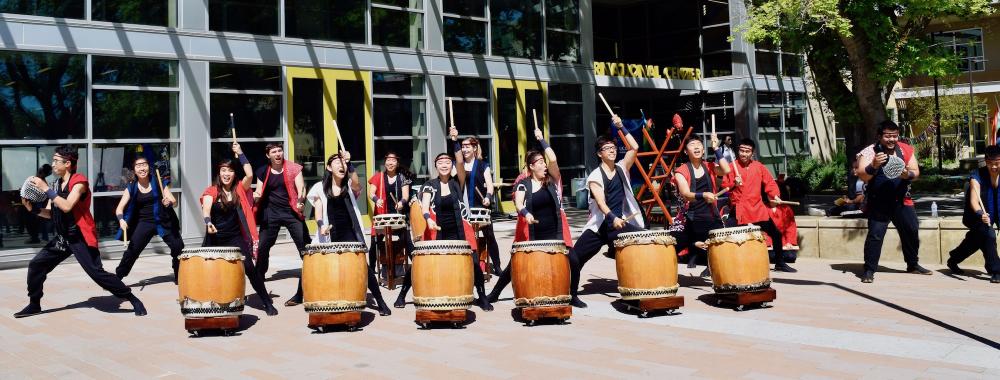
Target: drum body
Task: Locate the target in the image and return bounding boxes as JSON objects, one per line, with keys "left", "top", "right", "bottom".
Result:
{"left": 706, "top": 225, "right": 771, "bottom": 294}
{"left": 613, "top": 231, "right": 679, "bottom": 300}
{"left": 302, "top": 243, "right": 368, "bottom": 313}
{"left": 373, "top": 213, "right": 407, "bottom": 231}
{"left": 177, "top": 247, "right": 245, "bottom": 318}
{"left": 510, "top": 240, "right": 570, "bottom": 307}
{"left": 468, "top": 207, "right": 492, "bottom": 227}
{"left": 411, "top": 240, "right": 473, "bottom": 310}
{"left": 409, "top": 201, "right": 427, "bottom": 239}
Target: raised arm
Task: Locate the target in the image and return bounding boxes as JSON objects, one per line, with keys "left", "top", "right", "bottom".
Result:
{"left": 710, "top": 133, "right": 731, "bottom": 177}
{"left": 535, "top": 127, "right": 561, "bottom": 183}
{"left": 234, "top": 142, "right": 254, "bottom": 191}
{"left": 612, "top": 115, "right": 640, "bottom": 171}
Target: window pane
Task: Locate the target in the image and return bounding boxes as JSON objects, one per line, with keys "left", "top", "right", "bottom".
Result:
{"left": 549, "top": 84, "right": 581, "bottom": 102}
{"left": 209, "top": 0, "right": 278, "bottom": 36}
{"left": 210, "top": 94, "right": 282, "bottom": 138}
{"left": 445, "top": 77, "right": 489, "bottom": 99}
{"left": 286, "top": 0, "right": 365, "bottom": 43}
{"left": 444, "top": 17, "right": 487, "bottom": 54}
{"left": 210, "top": 63, "right": 281, "bottom": 91}
{"left": 448, "top": 100, "right": 490, "bottom": 136}
{"left": 1, "top": 145, "right": 87, "bottom": 250}
{"left": 705, "top": 108, "right": 735, "bottom": 134}
{"left": 443, "top": 0, "right": 485, "bottom": 16}
{"left": 374, "top": 139, "right": 428, "bottom": 180}
{"left": 491, "top": 0, "right": 543, "bottom": 59}
{"left": 703, "top": 52, "right": 733, "bottom": 78}
{"left": 755, "top": 51, "right": 780, "bottom": 76}
{"left": 549, "top": 103, "right": 581, "bottom": 135}
{"left": 0, "top": 1, "right": 83, "bottom": 18}
{"left": 92, "top": 143, "right": 180, "bottom": 191}
{"left": 785, "top": 107, "right": 806, "bottom": 130}
{"left": 546, "top": 0, "right": 579, "bottom": 31}
{"left": 373, "top": 0, "right": 421, "bottom": 9}
{"left": 374, "top": 98, "right": 426, "bottom": 137}
{"left": 374, "top": 73, "right": 424, "bottom": 96}
{"left": 92, "top": 0, "right": 171, "bottom": 26}
{"left": 782, "top": 53, "right": 802, "bottom": 77}
{"left": 702, "top": 26, "right": 731, "bottom": 54}
{"left": 372, "top": 8, "right": 423, "bottom": 49}
{"left": 550, "top": 136, "right": 584, "bottom": 166}
{"left": 758, "top": 108, "right": 782, "bottom": 131}
{"left": 758, "top": 131, "right": 783, "bottom": 158}
{"left": 547, "top": 31, "right": 580, "bottom": 63}
{"left": 701, "top": 0, "right": 729, "bottom": 26}
{"left": 785, "top": 131, "right": 807, "bottom": 157}
{"left": 93, "top": 90, "right": 178, "bottom": 139}
{"left": 757, "top": 91, "right": 783, "bottom": 106}
{"left": 704, "top": 92, "right": 733, "bottom": 108}
{"left": 93, "top": 56, "right": 178, "bottom": 87}
{"left": 0, "top": 51, "right": 86, "bottom": 139}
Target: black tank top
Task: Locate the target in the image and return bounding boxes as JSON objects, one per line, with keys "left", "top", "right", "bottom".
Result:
{"left": 212, "top": 200, "right": 242, "bottom": 241}
{"left": 687, "top": 168, "right": 714, "bottom": 221}
{"left": 437, "top": 193, "right": 458, "bottom": 239}
{"left": 603, "top": 169, "right": 626, "bottom": 217}
{"left": 531, "top": 189, "right": 558, "bottom": 240}
{"left": 134, "top": 190, "right": 156, "bottom": 223}
{"left": 327, "top": 193, "right": 357, "bottom": 242}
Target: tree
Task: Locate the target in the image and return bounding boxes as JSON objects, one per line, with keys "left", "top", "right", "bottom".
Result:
{"left": 735, "top": 0, "right": 993, "bottom": 156}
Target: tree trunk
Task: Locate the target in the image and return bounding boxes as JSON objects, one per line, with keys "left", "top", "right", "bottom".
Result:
{"left": 805, "top": 31, "right": 866, "bottom": 158}
{"left": 839, "top": 28, "right": 890, "bottom": 152}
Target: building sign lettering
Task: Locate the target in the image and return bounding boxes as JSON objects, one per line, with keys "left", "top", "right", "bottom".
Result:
{"left": 593, "top": 61, "right": 701, "bottom": 80}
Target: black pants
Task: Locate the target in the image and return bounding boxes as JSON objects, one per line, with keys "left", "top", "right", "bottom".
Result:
{"left": 206, "top": 234, "right": 273, "bottom": 307}
{"left": 256, "top": 214, "right": 311, "bottom": 279}
{"left": 671, "top": 219, "right": 723, "bottom": 266}
{"left": 754, "top": 219, "right": 787, "bottom": 266}
{"left": 569, "top": 221, "right": 642, "bottom": 297}
{"left": 949, "top": 222, "right": 1000, "bottom": 275}
{"left": 864, "top": 206, "right": 920, "bottom": 273}
{"left": 477, "top": 224, "right": 502, "bottom": 274}
{"left": 27, "top": 240, "right": 133, "bottom": 303}
{"left": 115, "top": 221, "right": 185, "bottom": 280}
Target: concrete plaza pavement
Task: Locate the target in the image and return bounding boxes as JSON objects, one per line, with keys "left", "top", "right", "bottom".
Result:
{"left": 1, "top": 218, "right": 999, "bottom": 379}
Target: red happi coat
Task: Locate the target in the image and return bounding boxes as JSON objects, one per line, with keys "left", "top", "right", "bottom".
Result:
{"left": 254, "top": 160, "right": 304, "bottom": 220}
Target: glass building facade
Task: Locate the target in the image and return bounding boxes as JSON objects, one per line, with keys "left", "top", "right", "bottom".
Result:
{"left": 0, "top": 0, "right": 811, "bottom": 257}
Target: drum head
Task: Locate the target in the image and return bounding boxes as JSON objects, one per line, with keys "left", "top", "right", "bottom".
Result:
{"left": 883, "top": 155, "right": 905, "bottom": 179}
{"left": 413, "top": 240, "right": 472, "bottom": 255}
{"left": 613, "top": 230, "right": 677, "bottom": 248}
{"left": 303, "top": 242, "right": 367, "bottom": 254}
{"left": 179, "top": 247, "right": 243, "bottom": 261}
{"left": 511, "top": 240, "right": 568, "bottom": 254}
{"left": 19, "top": 178, "right": 47, "bottom": 203}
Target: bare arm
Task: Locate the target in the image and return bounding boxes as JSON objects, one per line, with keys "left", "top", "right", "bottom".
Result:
{"left": 902, "top": 151, "right": 920, "bottom": 181}
{"left": 483, "top": 166, "right": 495, "bottom": 200}
{"left": 614, "top": 115, "right": 640, "bottom": 171}
{"left": 713, "top": 159, "right": 731, "bottom": 177}
{"left": 349, "top": 171, "right": 361, "bottom": 198}
{"left": 201, "top": 195, "right": 218, "bottom": 234}
{"left": 49, "top": 183, "right": 86, "bottom": 213}
{"left": 589, "top": 181, "right": 611, "bottom": 216}
{"left": 115, "top": 190, "right": 131, "bottom": 217}
{"left": 295, "top": 172, "right": 306, "bottom": 202}
{"left": 240, "top": 162, "right": 254, "bottom": 191}
{"left": 455, "top": 147, "right": 467, "bottom": 189}
{"left": 969, "top": 178, "right": 983, "bottom": 213}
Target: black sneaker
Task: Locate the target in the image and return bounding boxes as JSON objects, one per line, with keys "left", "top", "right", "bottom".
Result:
{"left": 393, "top": 295, "right": 407, "bottom": 308}
{"left": 125, "top": 295, "right": 147, "bottom": 316}
{"left": 487, "top": 289, "right": 501, "bottom": 303}
{"left": 946, "top": 259, "right": 965, "bottom": 275}
{"left": 378, "top": 303, "right": 392, "bottom": 316}
{"left": 991, "top": 274, "right": 999, "bottom": 284}
{"left": 774, "top": 264, "right": 798, "bottom": 273}
{"left": 477, "top": 297, "right": 494, "bottom": 312}
{"left": 264, "top": 303, "right": 279, "bottom": 316}
{"left": 569, "top": 296, "right": 588, "bottom": 308}
{"left": 700, "top": 267, "right": 711, "bottom": 278}
{"left": 13, "top": 303, "right": 41, "bottom": 318}
{"left": 907, "top": 265, "right": 932, "bottom": 275}
{"left": 284, "top": 298, "right": 301, "bottom": 307}
{"left": 861, "top": 270, "right": 875, "bottom": 283}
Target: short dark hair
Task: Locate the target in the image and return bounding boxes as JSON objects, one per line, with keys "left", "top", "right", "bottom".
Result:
{"left": 986, "top": 145, "right": 1000, "bottom": 160}
{"left": 434, "top": 152, "right": 452, "bottom": 163}
{"left": 132, "top": 156, "right": 149, "bottom": 166}
{"left": 738, "top": 138, "right": 756, "bottom": 151}
{"left": 54, "top": 145, "right": 79, "bottom": 170}
{"left": 36, "top": 164, "right": 52, "bottom": 178}
{"left": 595, "top": 136, "right": 615, "bottom": 152}
{"left": 264, "top": 142, "right": 283, "bottom": 154}
{"left": 877, "top": 120, "right": 901, "bottom": 136}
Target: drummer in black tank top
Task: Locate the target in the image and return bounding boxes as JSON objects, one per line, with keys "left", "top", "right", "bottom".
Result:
{"left": 310, "top": 151, "right": 392, "bottom": 316}
{"left": 671, "top": 137, "right": 731, "bottom": 277}
{"left": 488, "top": 129, "right": 566, "bottom": 302}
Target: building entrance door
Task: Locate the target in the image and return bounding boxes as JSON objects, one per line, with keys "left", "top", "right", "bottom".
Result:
{"left": 491, "top": 80, "right": 547, "bottom": 211}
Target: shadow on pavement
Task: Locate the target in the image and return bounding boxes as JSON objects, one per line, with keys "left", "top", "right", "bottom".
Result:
{"left": 830, "top": 263, "right": 908, "bottom": 278}
{"left": 771, "top": 277, "right": 1000, "bottom": 350}
{"left": 39, "top": 296, "right": 134, "bottom": 315}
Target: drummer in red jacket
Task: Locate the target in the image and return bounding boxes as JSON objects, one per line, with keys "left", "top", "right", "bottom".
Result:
{"left": 721, "top": 139, "right": 797, "bottom": 273}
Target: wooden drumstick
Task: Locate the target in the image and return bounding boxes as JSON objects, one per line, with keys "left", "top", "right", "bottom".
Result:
{"left": 448, "top": 97, "right": 456, "bottom": 128}
{"left": 532, "top": 108, "right": 540, "bottom": 132}
{"left": 230, "top": 113, "right": 238, "bottom": 158}
{"left": 598, "top": 93, "right": 615, "bottom": 116}
{"left": 332, "top": 119, "right": 348, "bottom": 168}
{"left": 389, "top": 192, "right": 399, "bottom": 209}
{"left": 774, "top": 200, "right": 800, "bottom": 206}
{"left": 622, "top": 211, "right": 641, "bottom": 222}
{"left": 123, "top": 224, "right": 128, "bottom": 247}
{"left": 711, "top": 114, "right": 716, "bottom": 136}
{"left": 475, "top": 187, "right": 485, "bottom": 202}
{"left": 715, "top": 187, "right": 730, "bottom": 197}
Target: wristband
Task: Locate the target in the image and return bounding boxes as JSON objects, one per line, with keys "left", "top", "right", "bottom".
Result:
{"left": 317, "top": 220, "right": 325, "bottom": 227}
{"left": 906, "top": 170, "right": 915, "bottom": 179}
{"left": 695, "top": 192, "right": 704, "bottom": 201}
{"left": 865, "top": 165, "right": 876, "bottom": 175}
{"left": 605, "top": 212, "right": 618, "bottom": 221}
{"left": 116, "top": 213, "right": 124, "bottom": 222}
{"left": 347, "top": 162, "right": 356, "bottom": 173}
{"left": 518, "top": 208, "right": 530, "bottom": 217}
{"left": 714, "top": 148, "right": 725, "bottom": 161}
{"left": 976, "top": 210, "right": 985, "bottom": 216}
{"left": 46, "top": 189, "right": 57, "bottom": 200}
{"left": 423, "top": 212, "right": 431, "bottom": 220}
{"left": 539, "top": 138, "right": 550, "bottom": 150}
{"left": 203, "top": 217, "right": 212, "bottom": 225}
{"left": 371, "top": 195, "right": 380, "bottom": 203}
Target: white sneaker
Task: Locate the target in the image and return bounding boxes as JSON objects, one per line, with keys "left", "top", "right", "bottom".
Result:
{"left": 807, "top": 207, "right": 825, "bottom": 216}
